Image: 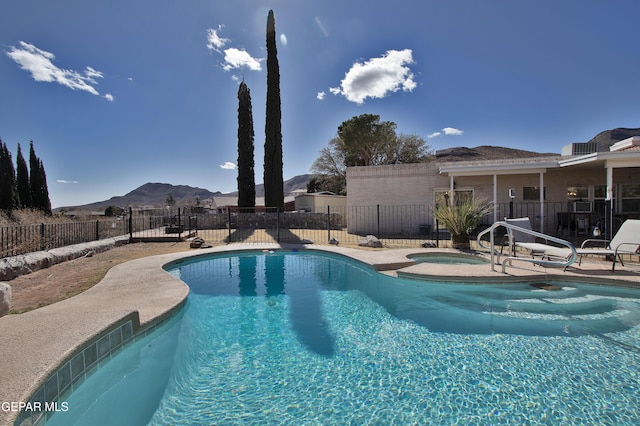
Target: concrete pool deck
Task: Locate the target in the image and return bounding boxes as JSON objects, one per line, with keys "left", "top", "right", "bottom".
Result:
{"left": 1, "top": 243, "right": 639, "bottom": 425}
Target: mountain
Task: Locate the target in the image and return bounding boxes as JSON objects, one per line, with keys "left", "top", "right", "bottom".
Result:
{"left": 435, "top": 128, "right": 640, "bottom": 161}
{"left": 586, "top": 128, "right": 640, "bottom": 150}
{"left": 58, "top": 174, "right": 312, "bottom": 211}
{"left": 435, "top": 145, "right": 558, "bottom": 162}
{"left": 228, "top": 174, "right": 311, "bottom": 198}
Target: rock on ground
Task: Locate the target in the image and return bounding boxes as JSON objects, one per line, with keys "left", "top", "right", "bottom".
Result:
{"left": 358, "top": 235, "right": 383, "bottom": 248}
{"left": 0, "top": 283, "right": 10, "bottom": 317}
{"left": 0, "top": 236, "right": 129, "bottom": 282}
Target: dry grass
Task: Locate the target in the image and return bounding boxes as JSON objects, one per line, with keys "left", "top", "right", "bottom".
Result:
{"left": 8, "top": 241, "right": 194, "bottom": 314}
{"left": 0, "top": 208, "right": 74, "bottom": 226}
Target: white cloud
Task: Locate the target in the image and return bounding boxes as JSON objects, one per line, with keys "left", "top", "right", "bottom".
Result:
{"left": 6, "top": 41, "right": 105, "bottom": 96}
{"left": 280, "top": 33, "right": 288, "bottom": 46}
{"left": 443, "top": 127, "right": 464, "bottom": 136}
{"left": 330, "top": 49, "right": 416, "bottom": 104}
{"left": 57, "top": 179, "right": 79, "bottom": 184}
{"left": 219, "top": 162, "right": 236, "bottom": 170}
{"left": 84, "top": 66, "right": 103, "bottom": 79}
{"left": 104, "top": 93, "right": 114, "bottom": 102}
{"left": 206, "top": 24, "right": 262, "bottom": 75}
{"left": 316, "top": 91, "right": 326, "bottom": 100}
{"left": 428, "top": 128, "right": 464, "bottom": 138}
{"left": 314, "top": 17, "right": 329, "bottom": 37}
{"left": 206, "top": 26, "right": 230, "bottom": 52}
{"left": 222, "top": 48, "right": 262, "bottom": 71}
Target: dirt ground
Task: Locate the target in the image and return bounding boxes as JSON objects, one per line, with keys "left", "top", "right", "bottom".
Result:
{"left": 7, "top": 241, "right": 195, "bottom": 314}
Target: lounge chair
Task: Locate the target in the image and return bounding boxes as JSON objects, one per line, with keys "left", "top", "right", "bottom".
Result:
{"left": 545, "top": 219, "right": 640, "bottom": 271}
{"left": 505, "top": 217, "right": 558, "bottom": 258}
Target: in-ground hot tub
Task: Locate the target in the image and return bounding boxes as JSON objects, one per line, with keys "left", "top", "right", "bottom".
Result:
{"left": 409, "top": 252, "right": 489, "bottom": 265}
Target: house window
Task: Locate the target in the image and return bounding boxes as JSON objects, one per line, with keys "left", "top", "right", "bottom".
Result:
{"left": 523, "top": 186, "right": 546, "bottom": 201}
{"left": 593, "top": 185, "right": 613, "bottom": 215}
{"left": 594, "top": 185, "right": 607, "bottom": 199}
{"left": 621, "top": 184, "right": 640, "bottom": 213}
{"left": 567, "top": 185, "right": 588, "bottom": 199}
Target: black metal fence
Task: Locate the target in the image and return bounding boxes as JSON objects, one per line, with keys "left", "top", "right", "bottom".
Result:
{"left": 2, "top": 202, "right": 635, "bottom": 259}
{"left": 1, "top": 219, "right": 129, "bottom": 258}
{"left": 125, "top": 202, "right": 632, "bottom": 246}
{"left": 127, "top": 207, "right": 198, "bottom": 242}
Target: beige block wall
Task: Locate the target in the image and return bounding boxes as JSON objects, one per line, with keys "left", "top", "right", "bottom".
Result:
{"left": 347, "top": 163, "right": 448, "bottom": 207}
{"left": 346, "top": 163, "right": 448, "bottom": 234}
{"left": 295, "top": 194, "right": 347, "bottom": 212}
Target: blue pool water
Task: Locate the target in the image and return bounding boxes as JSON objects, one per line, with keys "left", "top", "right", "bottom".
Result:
{"left": 49, "top": 250, "right": 640, "bottom": 425}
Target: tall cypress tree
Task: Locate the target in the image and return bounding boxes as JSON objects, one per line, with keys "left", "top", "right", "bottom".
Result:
{"left": 29, "top": 141, "right": 51, "bottom": 214}
{"left": 29, "top": 142, "right": 39, "bottom": 206}
{"left": 37, "top": 158, "right": 52, "bottom": 214}
{"left": 237, "top": 80, "right": 256, "bottom": 209}
{"left": 264, "top": 9, "right": 284, "bottom": 210}
{"left": 0, "top": 141, "right": 18, "bottom": 211}
{"left": 16, "top": 143, "right": 32, "bottom": 208}
{"left": 29, "top": 142, "right": 41, "bottom": 210}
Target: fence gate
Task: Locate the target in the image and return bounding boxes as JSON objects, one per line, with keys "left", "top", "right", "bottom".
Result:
{"left": 128, "top": 207, "right": 197, "bottom": 242}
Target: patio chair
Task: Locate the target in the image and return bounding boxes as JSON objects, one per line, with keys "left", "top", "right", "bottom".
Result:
{"left": 505, "top": 217, "right": 558, "bottom": 258}
{"left": 544, "top": 219, "right": 640, "bottom": 272}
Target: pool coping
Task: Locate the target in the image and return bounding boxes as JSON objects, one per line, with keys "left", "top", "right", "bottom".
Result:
{"left": 1, "top": 243, "right": 639, "bottom": 425}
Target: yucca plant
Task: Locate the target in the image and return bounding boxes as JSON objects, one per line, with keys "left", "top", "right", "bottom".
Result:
{"left": 434, "top": 194, "right": 493, "bottom": 249}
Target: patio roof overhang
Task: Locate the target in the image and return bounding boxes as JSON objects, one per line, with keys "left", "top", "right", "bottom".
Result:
{"left": 438, "top": 161, "right": 559, "bottom": 177}
{"left": 558, "top": 150, "right": 640, "bottom": 169}
{"left": 438, "top": 149, "right": 640, "bottom": 177}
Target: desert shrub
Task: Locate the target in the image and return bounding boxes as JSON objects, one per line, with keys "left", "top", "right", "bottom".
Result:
{"left": 0, "top": 208, "right": 74, "bottom": 226}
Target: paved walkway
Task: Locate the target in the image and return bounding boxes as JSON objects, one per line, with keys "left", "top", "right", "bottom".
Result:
{"left": 0, "top": 243, "right": 638, "bottom": 425}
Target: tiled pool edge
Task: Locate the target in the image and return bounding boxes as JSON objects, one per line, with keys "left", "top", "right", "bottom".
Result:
{"left": 15, "top": 313, "right": 138, "bottom": 426}
{"left": 15, "top": 301, "right": 186, "bottom": 426}
{"left": 0, "top": 249, "right": 193, "bottom": 426}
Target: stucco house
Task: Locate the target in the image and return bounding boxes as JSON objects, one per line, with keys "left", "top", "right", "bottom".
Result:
{"left": 346, "top": 134, "right": 640, "bottom": 239}
{"left": 294, "top": 192, "right": 347, "bottom": 213}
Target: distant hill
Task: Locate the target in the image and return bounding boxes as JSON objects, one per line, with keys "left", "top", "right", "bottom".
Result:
{"left": 233, "top": 174, "right": 311, "bottom": 198}
{"left": 434, "top": 129, "right": 640, "bottom": 161}
{"left": 586, "top": 127, "right": 640, "bottom": 150}
{"left": 58, "top": 174, "right": 312, "bottom": 212}
{"left": 435, "top": 145, "right": 558, "bottom": 162}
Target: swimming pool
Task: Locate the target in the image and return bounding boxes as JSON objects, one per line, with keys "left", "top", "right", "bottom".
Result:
{"left": 49, "top": 250, "right": 640, "bottom": 425}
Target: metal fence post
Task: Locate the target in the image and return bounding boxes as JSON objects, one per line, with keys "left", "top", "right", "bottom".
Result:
{"left": 277, "top": 207, "right": 281, "bottom": 242}
{"left": 128, "top": 207, "right": 133, "bottom": 242}
{"left": 376, "top": 204, "right": 380, "bottom": 237}
{"left": 327, "top": 205, "right": 331, "bottom": 242}
{"left": 40, "top": 223, "right": 45, "bottom": 251}
{"left": 605, "top": 199, "right": 612, "bottom": 241}
{"left": 177, "top": 208, "right": 182, "bottom": 242}
{"left": 228, "top": 209, "right": 232, "bottom": 242}
{"left": 95, "top": 220, "right": 100, "bottom": 241}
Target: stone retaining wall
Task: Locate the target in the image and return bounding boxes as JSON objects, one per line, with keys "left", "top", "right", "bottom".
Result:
{"left": 0, "top": 236, "right": 129, "bottom": 282}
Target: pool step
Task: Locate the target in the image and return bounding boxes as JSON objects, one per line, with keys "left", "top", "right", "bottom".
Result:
{"left": 422, "top": 288, "right": 640, "bottom": 336}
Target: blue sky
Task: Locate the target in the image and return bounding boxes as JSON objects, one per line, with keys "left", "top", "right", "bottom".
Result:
{"left": 1, "top": 1, "right": 639, "bottom": 208}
